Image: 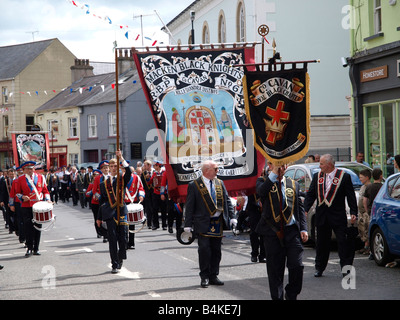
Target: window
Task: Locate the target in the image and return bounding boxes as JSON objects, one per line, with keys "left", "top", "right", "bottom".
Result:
{"left": 389, "top": 176, "right": 400, "bottom": 200}
{"left": 131, "top": 142, "right": 142, "bottom": 159}
{"left": 218, "top": 12, "right": 226, "bottom": 43}
{"left": 294, "top": 169, "right": 307, "bottom": 192}
{"left": 69, "top": 117, "right": 78, "bottom": 138}
{"left": 237, "top": 1, "right": 246, "bottom": 42}
{"left": 88, "top": 114, "right": 97, "bottom": 138}
{"left": 108, "top": 112, "right": 116, "bottom": 136}
{"left": 69, "top": 153, "right": 78, "bottom": 166}
{"left": 374, "top": 0, "right": 382, "bottom": 34}
{"left": 47, "top": 120, "right": 58, "bottom": 140}
{"left": 202, "top": 22, "right": 210, "bottom": 44}
{"left": 3, "top": 115, "right": 8, "bottom": 139}
{"left": 26, "top": 115, "right": 35, "bottom": 131}
{"left": 2, "top": 87, "right": 8, "bottom": 104}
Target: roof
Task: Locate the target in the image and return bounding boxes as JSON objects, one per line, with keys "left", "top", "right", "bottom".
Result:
{"left": 35, "top": 68, "right": 141, "bottom": 112}
{"left": 165, "top": 0, "right": 199, "bottom": 28}
{"left": 0, "top": 39, "right": 55, "bottom": 80}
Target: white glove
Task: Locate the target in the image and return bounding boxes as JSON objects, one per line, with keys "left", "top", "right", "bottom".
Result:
{"left": 230, "top": 219, "right": 238, "bottom": 228}
{"left": 184, "top": 227, "right": 192, "bottom": 233}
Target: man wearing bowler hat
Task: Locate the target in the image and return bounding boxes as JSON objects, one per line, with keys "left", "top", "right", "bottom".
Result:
{"left": 12, "top": 161, "right": 51, "bottom": 257}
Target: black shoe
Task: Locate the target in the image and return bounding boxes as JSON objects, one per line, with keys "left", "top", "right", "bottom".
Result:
{"left": 25, "top": 250, "right": 33, "bottom": 258}
{"left": 168, "top": 227, "right": 173, "bottom": 233}
{"left": 33, "top": 250, "right": 41, "bottom": 256}
{"left": 201, "top": 278, "right": 209, "bottom": 288}
{"left": 314, "top": 270, "right": 323, "bottom": 277}
{"left": 251, "top": 256, "right": 258, "bottom": 263}
{"left": 259, "top": 257, "right": 266, "bottom": 263}
{"left": 0, "top": 265, "right": 4, "bottom": 270}
{"left": 209, "top": 277, "right": 224, "bottom": 286}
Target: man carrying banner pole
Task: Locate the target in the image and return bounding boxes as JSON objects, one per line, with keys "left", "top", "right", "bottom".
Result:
{"left": 256, "top": 162, "right": 308, "bottom": 300}
{"left": 242, "top": 60, "right": 319, "bottom": 299}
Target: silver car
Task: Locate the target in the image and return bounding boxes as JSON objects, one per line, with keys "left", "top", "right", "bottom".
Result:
{"left": 283, "top": 162, "right": 371, "bottom": 243}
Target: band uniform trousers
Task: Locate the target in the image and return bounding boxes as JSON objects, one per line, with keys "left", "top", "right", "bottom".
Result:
{"left": 21, "top": 207, "right": 41, "bottom": 251}
{"left": 263, "top": 225, "right": 304, "bottom": 300}
{"left": 105, "top": 218, "right": 128, "bottom": 269}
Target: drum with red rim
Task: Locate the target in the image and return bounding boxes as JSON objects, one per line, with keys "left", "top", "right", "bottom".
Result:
{"left": 126, "top": 203, "right": 145, "bottom": 225}
{"left": 32, "top": 202, "right": 55, "bottom": 231}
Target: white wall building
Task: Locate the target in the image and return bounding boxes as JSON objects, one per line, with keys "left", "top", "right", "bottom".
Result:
{"left": 165, "top": 0, "right": 353, "bottom": 158}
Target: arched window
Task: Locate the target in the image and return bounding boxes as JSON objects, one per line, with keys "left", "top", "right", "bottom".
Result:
{"left": 236, "top": 1, "right": 246, "bottom": 42}
{"left": 202, "top": 22, "right": 210, "bottom": 44}
{"left": 218, "top": 11, "right": 226, "bottom": 43}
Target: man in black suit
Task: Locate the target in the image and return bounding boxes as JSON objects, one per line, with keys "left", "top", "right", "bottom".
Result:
{"left": 96, "top": 150, "right": 132, "bottom": 274}
{"left": 256, "top": 162, "right": 308, "bottom": 300}
{"left": 184, "top": 160, "right": 236, "bottom": 288}
{"left": 304, "top": 154, "right": 357, "bottom": 277}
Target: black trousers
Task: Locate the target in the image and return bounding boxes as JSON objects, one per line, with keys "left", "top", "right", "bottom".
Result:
{"left": 105, "top": 219, "right": 128, "bottom": 269}
{"left": 152, "top": 193, "right": 167, "bottom": 228}
{"left": 263, "top": 225, "right": 304, "bottom": 300}
{"left": 315, "top": 221, "right": 355, "bottom": 272}
{"left": 21, "top": 207, "right": 42, "bottom": 251}
{"left": 197, "top": 234, "right": 222, "bottom": 280}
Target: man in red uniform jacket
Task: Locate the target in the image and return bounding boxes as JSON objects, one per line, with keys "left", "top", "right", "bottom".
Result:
{"left": 12, "top": 161, "right": 51, "bottom": 257}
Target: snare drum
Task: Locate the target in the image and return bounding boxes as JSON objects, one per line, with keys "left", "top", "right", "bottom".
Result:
{"left": 126, "top": 203, "right": 145, "bottom": 225}
{"left": 32, "top": 201, "right": 55, "bottom": 231}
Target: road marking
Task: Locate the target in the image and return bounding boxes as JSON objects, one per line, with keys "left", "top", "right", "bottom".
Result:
{"left": 107, "top": 263, "right": 141, "bottom": 279}
{"left": 44, "top": 237, "right": 75, "bottom": 243}
{"left": 147, "top": 291, "right": 161, "bottom": 298}
{"left": 55, "top": 247, "right": 93, "bottom": 253}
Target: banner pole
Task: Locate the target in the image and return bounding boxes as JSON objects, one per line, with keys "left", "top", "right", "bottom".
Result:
{"left": 115, "top": 48, "right": 121, "bottom": 224}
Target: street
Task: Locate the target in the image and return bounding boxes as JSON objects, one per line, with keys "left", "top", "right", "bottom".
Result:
{"left": 0, "top": 201, "right": 399, "bottom": 302}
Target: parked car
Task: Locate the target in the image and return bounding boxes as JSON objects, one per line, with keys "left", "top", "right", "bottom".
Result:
{"left": 284, "top": 162, "right": 371, "bottom": 242}
{"left": 369, "top": 172, "right": 400, "bottom": 266}
{"left": 77, "top": 162, "right": 98, "bottom": 170}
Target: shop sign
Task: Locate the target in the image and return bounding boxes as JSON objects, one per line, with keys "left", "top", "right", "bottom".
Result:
{"left": 360, "top": 65, "right": 388, "bottom": 83}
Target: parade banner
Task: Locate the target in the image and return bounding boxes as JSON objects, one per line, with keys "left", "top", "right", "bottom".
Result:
{"left": 243, "top": 67, "right": 310, "bottom": 165}
{"left": 11, "top": 132, "right": 50, "bottom": 170}
{"left": 133, "top": 47, "right": 265, "bottom": 201}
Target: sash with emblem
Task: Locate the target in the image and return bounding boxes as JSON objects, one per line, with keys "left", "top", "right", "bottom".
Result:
{"left": 194, "top": 177, "right": 224, "bottom": 238}
{"left": 268, "top": 177, "right": 296, "bottom": 226}
{"left": 317, "top": 169, "right": 344, "bottom": 207}
{"left": 104, "top": 176, "right": 125, "bottom": 209}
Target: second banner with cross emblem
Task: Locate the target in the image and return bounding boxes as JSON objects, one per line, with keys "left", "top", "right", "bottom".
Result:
{"left": 243, "top": 67, "right": 311, "bottom": 165}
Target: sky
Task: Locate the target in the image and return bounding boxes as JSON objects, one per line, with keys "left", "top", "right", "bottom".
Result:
{"left": 0, "top": 0, "right": 194, "bottom": 62}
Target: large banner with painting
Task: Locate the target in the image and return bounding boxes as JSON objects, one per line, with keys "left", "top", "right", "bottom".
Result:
{"left": 133, "top": 47, "right": 265, "bottom": 201}
{"left": 243, "top": 67, "right": 310, "bottom": 165}
{"left": 12, "top": 132, "right": 50, "bottom": 170}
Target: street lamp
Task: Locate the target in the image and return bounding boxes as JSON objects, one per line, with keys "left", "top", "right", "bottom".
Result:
{"left": 190, "top": 10, "right": 195, "bottom": 45}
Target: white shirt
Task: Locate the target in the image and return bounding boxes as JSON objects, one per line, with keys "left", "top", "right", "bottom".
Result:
{"left": 325, "top": 169, "right": 337, "bottom": 197}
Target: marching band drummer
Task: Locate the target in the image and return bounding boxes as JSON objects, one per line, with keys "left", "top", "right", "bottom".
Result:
{"left": 96, "top": 151, "right": 132, "bottom": 274}
{"left": 11, "top": 161, "right": 51, "bottom": 258}
{"left": 121, "top": 162, "right": 145, "bottom": 249}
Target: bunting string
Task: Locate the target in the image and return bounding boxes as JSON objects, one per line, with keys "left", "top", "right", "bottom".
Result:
{"left": 2, "top": 80, "right": 137, "bottom": 99}
{"left": 66, "top": 0, "right": 160, "bottom": 46}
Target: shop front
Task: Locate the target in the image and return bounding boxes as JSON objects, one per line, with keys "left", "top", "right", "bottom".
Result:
{"left": 350, "top": 41, "right": 400, "bottom": 177}
{"left": 50, "top": 145, "right": 68, "bottom": 169}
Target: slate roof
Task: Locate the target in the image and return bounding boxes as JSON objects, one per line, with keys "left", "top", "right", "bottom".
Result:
{"left": 35, "top": 68, "right": 141, "bottom": 112}
{"left": 0, "top": 39, "right": 55, "bottom": 81}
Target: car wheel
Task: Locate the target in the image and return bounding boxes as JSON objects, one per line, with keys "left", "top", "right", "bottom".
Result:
{"left": 371, "top": 228, "right": 392, "bottom": 266}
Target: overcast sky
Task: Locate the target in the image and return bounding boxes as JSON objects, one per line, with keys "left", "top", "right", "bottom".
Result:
{"left": 0, "top": 0, "right": 194, "bottom": 62}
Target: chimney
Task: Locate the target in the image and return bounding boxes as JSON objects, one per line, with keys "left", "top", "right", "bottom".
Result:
{"left": 71, "top": 59, "right": 94, "bottom": 83}
{"left": 117, "top": 49, "right": 137, "bottom": 74}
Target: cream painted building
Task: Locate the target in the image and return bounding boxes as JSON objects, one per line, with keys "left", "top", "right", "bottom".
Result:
{"left": 0, "top": 38, "right": 76, "bottom": 167}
